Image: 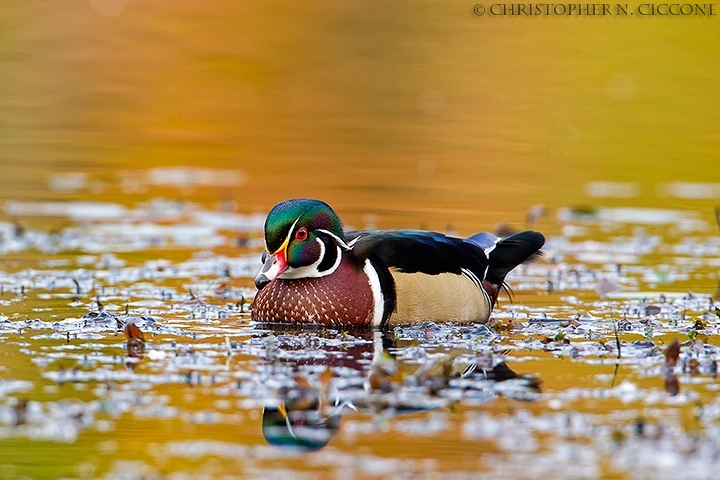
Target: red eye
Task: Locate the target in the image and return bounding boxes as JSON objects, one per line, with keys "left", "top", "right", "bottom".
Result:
{"left": 294, "top": 227, "right": 308, "bottom": 241}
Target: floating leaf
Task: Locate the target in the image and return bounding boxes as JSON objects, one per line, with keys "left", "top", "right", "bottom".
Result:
{"left": 693, "top": 319, "right": 708, "bottom": 331}
{"left": 665, "top": 338, "right": 680, "bottom": 368}
{"left": 124, "top": 323, "right": 145, "bottom": 341}
{"left": 124, "top": 322, "right": 146, "bottom": 358}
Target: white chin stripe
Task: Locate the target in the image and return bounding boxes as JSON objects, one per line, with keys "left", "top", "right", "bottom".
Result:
{"left": 279, "top": 240, "right": 343, "bottom": 279}
{"left": 262, "top": 257, "right": 287, "bottom": 281}
{"left": 364, "top": 259, "right": 384, "bottom": 326}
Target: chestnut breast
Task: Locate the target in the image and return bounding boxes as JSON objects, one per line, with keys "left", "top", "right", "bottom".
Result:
{"left": 252, "top": 260, "right": 375, "bottom": 326}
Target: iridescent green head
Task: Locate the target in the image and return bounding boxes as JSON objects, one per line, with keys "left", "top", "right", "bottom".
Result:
{"left": 256, "top": 199, "right": 347, "bottom": 288}
{"left": 265, "top": 198, "right": 344, "bottom": 254}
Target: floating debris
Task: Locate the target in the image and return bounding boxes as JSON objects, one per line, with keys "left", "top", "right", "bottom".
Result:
{"left": 663, "top": 338, "right": 681, "bottom": 396}
{"left": 2, "top": 196, "right": 720, "bottom": 478}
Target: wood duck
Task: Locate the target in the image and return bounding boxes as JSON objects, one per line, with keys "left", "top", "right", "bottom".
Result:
{"left": 252, "top": 198, "right": 544, "bottom": 327}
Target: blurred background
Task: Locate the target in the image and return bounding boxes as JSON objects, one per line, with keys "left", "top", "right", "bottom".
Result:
{"left": 1, "top": 0, "right": 719, "bottom": 231}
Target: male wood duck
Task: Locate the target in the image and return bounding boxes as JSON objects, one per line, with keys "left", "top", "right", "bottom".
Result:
{"left": 252, "top": 198, "right": 544, "bottom": 327}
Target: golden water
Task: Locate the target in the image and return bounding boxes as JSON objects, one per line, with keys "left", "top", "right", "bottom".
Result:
{"left": 1, "top": 1, "right": 719, "bottom": 478}
{"left": 2, "top": 2, "right": 719, "bottom": 225}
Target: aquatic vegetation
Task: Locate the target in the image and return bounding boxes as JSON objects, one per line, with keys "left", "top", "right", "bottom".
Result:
{"left": 0, "top": 198, "right": 719, "bottom": 478}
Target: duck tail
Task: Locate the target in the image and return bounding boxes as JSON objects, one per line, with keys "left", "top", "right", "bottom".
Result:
{"left": 484, "top": 231, "right": 545, "bottom": 287}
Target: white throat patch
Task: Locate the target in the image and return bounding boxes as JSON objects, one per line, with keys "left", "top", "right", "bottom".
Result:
{"left": 279, "top": 238, "right": 343, "bottom": 279}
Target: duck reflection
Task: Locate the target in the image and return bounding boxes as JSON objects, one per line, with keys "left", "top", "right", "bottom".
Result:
{"left": 262, "top": 391, "right": 344, "bottom": 451}
{"left": 257, "top": 326, "right": 541, "bottom": 451}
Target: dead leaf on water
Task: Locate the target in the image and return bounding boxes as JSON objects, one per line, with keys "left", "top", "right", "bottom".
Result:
{"left": 665, "top": 338, "right": 680, "bottom": 368}
{"left": 664, "top": 337, "right": 681, "bottom": 396}
{"left": 124, "top": 323, "right": 145, "bottom": 341}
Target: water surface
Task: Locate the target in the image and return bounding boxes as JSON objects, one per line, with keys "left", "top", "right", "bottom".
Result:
{"left": 1, "top": 1, "right": 719, "bottom": 478}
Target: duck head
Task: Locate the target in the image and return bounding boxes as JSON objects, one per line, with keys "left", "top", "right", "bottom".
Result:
{"left": 255, "top": 199, "right": 349, "bottom": 289}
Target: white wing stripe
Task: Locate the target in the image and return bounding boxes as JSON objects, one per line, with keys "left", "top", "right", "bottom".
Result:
{"left": 364, "top": 260, "right": 384, "bottom": 326}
